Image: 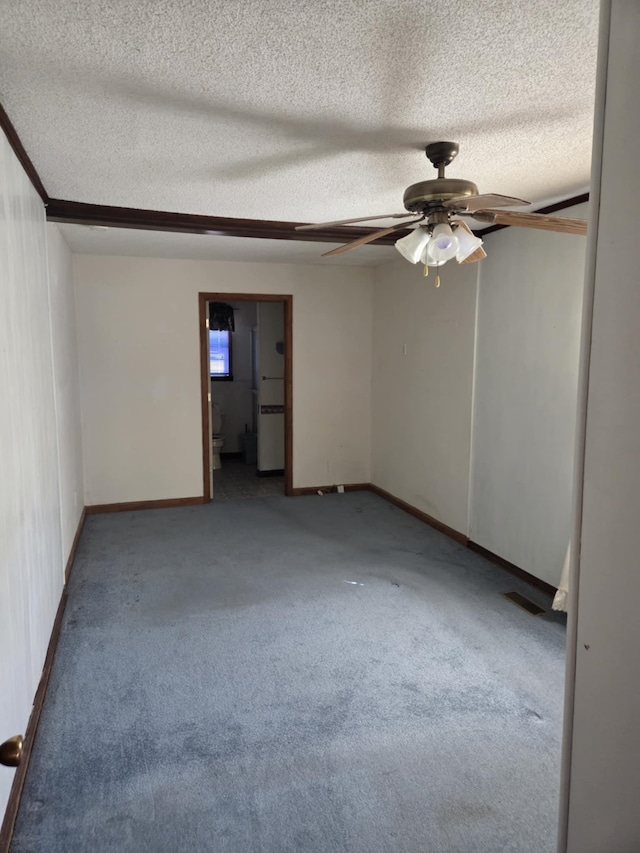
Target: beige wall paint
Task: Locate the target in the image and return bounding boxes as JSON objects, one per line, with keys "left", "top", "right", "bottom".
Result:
{"left": 47, "top": 223, "right": 85, "bottom": 559}
{"left": 73, "top": 255, "right": 373, "bottom": 504}
{"left": 470, "top": 204, "right": 587, "bottom": 587}
{"left": 0, "top": 134, "right": 83, "bottom": 818}
{"left": 371, "top": 209, "right": 586, "bottom": 577}
{"left": 371, "top": 259, "right": 478, "bottom": 534}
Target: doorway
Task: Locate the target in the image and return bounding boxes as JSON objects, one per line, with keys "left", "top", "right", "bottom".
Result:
{"left": 199, "top": 293, "right": 293, "bottom": 501}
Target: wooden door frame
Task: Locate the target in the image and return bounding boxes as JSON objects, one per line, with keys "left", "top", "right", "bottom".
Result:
{"left": 199, "top": 292, "right": 293, "bottom": 500}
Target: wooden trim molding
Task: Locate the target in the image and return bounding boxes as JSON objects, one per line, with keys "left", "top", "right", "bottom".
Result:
{"left": 64, "top": 508, "right": 87, "bottom": 584}
{"left": 283, "top": 296, "right": 294, "bottom": 498}
{"left": 199, "top": 294, "right": 212, "bottom": 500}
{"left": 85, "top": 496, "right": 204, "bottom": 514}
{"left": 45, "top": 199, "right": 401, "bottom": 246}
{"left": 0, "top": 592, "right": 68, "bottom": 853}
{"left": 366, "top": 484, "right": 558, "bottom": 596}
{"left": 290, "top": 483, "right": 370, "bottom": 496}
{"left": 199, "top": 292, "right": 294, "bottom": 500}
{"left": 0, "top": 103, "right": 48, "bottom": 203}
{"left": 84, "top": 487, "right": 558, "bottom": 598}
{"left": 467, "top": 540, "right": 557, "bottom": 597}
{"left": 368, "top": 484, "right": 469, "bottom": 545}
{"left": 530, "top": 192, "right": 590, "bottom": 216}
{"left": 291, "top": 483, "right": 371, "bottom": 498}
{"left": 46, "top": 194, "right": 591, "bottom": 243}
{"left": 0, "top": 507, "right": 87, "bottom": 853}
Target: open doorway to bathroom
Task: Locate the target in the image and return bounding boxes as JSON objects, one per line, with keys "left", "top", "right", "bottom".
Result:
{"left": 198, "top": 293, "right": 293, "bottom": 501}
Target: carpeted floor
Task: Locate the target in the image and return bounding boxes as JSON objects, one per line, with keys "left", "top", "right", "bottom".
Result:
{"left": 11, "top": 492, "right": 566, "bottom": 853}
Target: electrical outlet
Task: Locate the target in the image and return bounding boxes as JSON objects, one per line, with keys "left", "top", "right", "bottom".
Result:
{"left": 337, "top": 485, "right": 345, "bottom": 494}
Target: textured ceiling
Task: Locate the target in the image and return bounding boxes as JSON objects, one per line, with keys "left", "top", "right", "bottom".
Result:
{"left": 58, "top": 224, "right": 397, "bottom": 266}
{"left": 0, "top": 0, "right": 599, "bottom": 227}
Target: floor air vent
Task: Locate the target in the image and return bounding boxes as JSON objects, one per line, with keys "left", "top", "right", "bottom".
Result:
{"left": 503, "top": 591, "right": 545, "bottom": 616}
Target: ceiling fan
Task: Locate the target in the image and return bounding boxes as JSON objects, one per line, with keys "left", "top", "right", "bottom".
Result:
{"left": 296, "top": 142, "right": 587, "bottom": 283}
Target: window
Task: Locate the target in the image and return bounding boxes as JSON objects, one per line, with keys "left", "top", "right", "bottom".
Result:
{"left": 209, "top": 329, "right": 233, "bottom": 380}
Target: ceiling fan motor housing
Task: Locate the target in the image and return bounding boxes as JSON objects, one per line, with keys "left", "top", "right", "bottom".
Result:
{"left": 425, "top": 141, "right": 460, "bottom": 169}
{"left": 403, "top": 178, "right": 479, "bottom": 214}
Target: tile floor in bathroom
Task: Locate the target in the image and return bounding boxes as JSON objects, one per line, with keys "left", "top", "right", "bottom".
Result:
{"left": 212, "top": 458, "right": 285, "bottom": 501}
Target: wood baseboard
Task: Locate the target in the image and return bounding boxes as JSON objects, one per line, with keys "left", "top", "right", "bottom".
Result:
{"left": 368, "top": 484, "right": 556, "bottom": 596}
{"left": 467, "top": 541, "right": 557, "bottom": 597}
{"left": 0, "top": 593, "right": 68, "bottom": 853}
{"left": 86, "top": 496, "right": 205, "bottom": 514}
{"left": 0, "top": 506, "right": 87, "bottom": 853}
{"left": 85, "top": 489, "right": 555, "bottom": 596}
{"left": 368, "top": 484, "right": 469, "bottom": 546}
{"left": 290, "top": 483, "right": 370, "bottom": 496}
{"left": 64, "top": 507, "right": 86, "bottom": 584}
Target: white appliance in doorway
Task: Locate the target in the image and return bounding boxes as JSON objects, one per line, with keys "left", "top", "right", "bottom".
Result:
{"left": 255, "top": 303, "right": 285, "bottom": 474}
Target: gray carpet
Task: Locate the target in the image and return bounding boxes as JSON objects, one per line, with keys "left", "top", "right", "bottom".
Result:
{"left": 11, "top": 492, "right": 566, "bottom": 852}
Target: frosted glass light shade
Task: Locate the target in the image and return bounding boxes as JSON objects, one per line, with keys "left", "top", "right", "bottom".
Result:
{"left": 420, "top": 245, "right": 444, "bottom": 266}
{"left": 455, "top": 225, "right": 484, "bottom": 262}
{"left": 427, "top": 224, "right": 459, "bottom": 263}
{"left": 395, "top": 227, "right": 431, "bottom": 263}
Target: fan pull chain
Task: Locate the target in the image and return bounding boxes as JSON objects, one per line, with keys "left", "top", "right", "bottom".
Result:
{"left": 435, "top": 273, "right": 441, "bottom": 288}
{"left": 423, "top": 264, "right": 428, "bottom": 277}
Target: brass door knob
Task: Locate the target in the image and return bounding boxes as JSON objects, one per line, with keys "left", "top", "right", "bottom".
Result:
{"left": 0, "top": 735, "right": 23, "bottom": 767}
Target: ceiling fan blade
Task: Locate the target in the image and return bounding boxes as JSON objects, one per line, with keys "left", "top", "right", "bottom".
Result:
{"left": 296, "top": 213, "right": 414, "bottom": 231}
{"left": 453, "top": 220, "right": 475, "bottom": 235}
{"left": 457, "top": 210, "right": 497, "bottom": 224}
{"left": 483, "top": 210, "right": 588, "bottom": 235}
{"left": 446, "top": 193, "right": 531, "bottom": 212}
{"left": 321, "top": 218, "right": 424, "bottom": 257}
{"left": 461, "top": 246, "right": 488, "bottom": 264}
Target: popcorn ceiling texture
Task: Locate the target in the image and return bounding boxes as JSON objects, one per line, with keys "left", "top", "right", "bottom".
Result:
{"left": 0, "top": 1, "right": 599, "bottom": 223}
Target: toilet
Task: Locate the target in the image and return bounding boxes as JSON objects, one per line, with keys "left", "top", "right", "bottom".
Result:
{"left": 212, "top": 402, "right": 225, "bottom": 470}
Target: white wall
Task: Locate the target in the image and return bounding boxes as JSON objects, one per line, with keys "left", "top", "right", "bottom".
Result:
{"left": 210, "top": 300, "right": 255, "bottom": 453}
{"left": 371, "top": 214, "right": 587, "bottom": 582}
{"left": 47, "top": 223, "right": 85, "bottom": 558}
{"left": 470, "top": 205, "right": 587, "bottom": 586}
{"left": 73, "top": 255, "right": 373, "bottom": 503}
{"left": 0, "top": 133, "right": 83, "bottom": 818}
{"left": 371, "top": 258, "right": 478, "bottom": 533}
{"left": 565, "top": 2, "right": 640, "bottom": 849}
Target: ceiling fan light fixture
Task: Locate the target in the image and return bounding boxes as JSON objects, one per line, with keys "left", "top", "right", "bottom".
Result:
{"left": 419, "top": 245, "right": 444, "bottom": 266}
{"left": 454, "top": 225, "right": 484, "bottom": 262}
{"left": 426, "top": 224, "right": 459, "bottom": 263}
{"left": 394, "top": 226, "right": 431, "bottom": 264}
